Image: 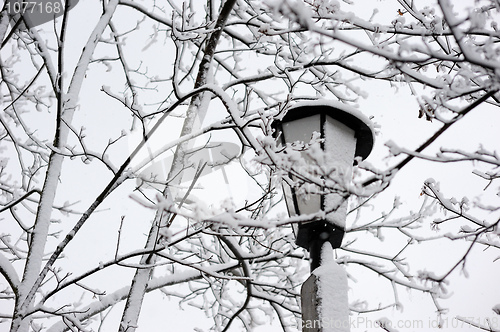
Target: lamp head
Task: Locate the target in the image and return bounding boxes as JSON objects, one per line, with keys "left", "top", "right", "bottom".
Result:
{"left": 273, "top": 100, "right": 375, "bottom": 252}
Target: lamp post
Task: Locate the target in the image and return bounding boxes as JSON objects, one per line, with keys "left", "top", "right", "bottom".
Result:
{"left": 273, "top": 100, "right": 374, "bottom": 331}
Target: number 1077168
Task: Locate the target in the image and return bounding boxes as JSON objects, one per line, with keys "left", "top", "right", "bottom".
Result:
{"left": 5, "top": 1, "right": 62, "bottom": 15}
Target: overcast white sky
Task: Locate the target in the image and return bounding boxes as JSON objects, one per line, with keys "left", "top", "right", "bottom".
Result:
{"left": 1, "top": 0, "right": 499, "bottom": 331}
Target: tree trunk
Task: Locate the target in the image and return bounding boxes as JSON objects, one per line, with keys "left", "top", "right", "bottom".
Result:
{"left": 117, "top": 0, "right": 237, "bottom": 330}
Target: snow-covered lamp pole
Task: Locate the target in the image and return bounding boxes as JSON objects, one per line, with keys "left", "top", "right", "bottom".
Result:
{"left": 274, "top": 100, "right": 374, "bottom": 332}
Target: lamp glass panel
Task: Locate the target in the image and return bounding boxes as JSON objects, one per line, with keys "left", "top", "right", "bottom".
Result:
{"left": 323, "top": 116, "right": 356, "bottom": 229}
{"left": 281, "top": 114, "right": 322, "bottom": 216}
{"left": 281, "top": 114, "right": 321, "bottom": 144}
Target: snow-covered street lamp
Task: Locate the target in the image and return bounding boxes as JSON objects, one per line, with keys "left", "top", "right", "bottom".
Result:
{"left": 274, "top": 100, "right": 374, "bottom": 270}
{"left": 274, "top": 100, "right": 374, "bottom": 332}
